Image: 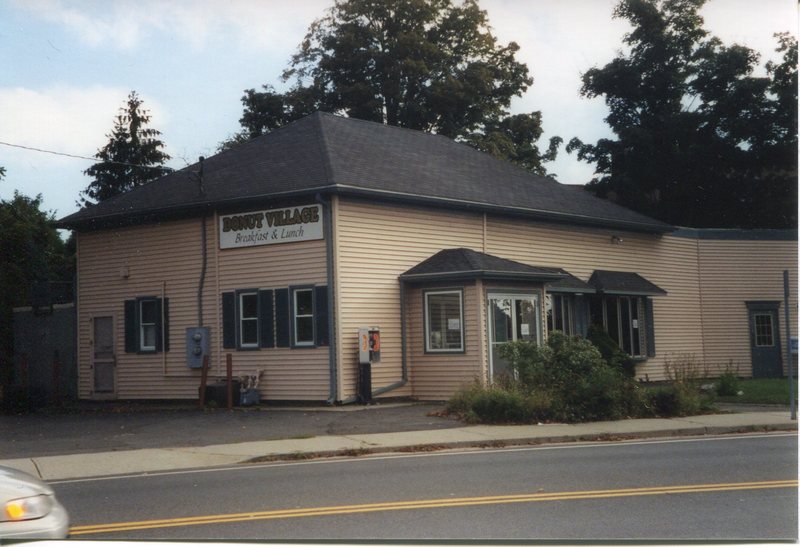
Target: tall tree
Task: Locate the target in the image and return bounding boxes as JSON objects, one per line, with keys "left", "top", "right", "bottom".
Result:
{"left": 567, "top": 0, "right": 796, "bottom": 228}
{"left": 0, "top": 187, "right": 73, "bottom": 384}
{"left": 228, "top": 0, "right": 560, "bottom": 176}
{"left": 80, "top": 91, "right": 171, "bottom": 206}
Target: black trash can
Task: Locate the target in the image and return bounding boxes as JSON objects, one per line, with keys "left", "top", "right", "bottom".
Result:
{"left": 201, "top": 380, "right": 241, "bottom": 406}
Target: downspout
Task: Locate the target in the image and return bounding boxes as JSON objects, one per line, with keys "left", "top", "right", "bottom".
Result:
{"left": 316, "top": 193, "right": 338, "bottom": 405}
{"left": 161, "top": 280, "right": 167, "bottom": 375}
{"left": 196, "top": 157, "right": 207, "bottom": 328}
{"left": 370, "top": 280, "right": 409, "bottom": 398}
{"left": 198, "top": 214, "right": 207, "bottom": 326}
{"left": 694, "top": 231, "right": 708, "bottom": 368}
{"left": 342, "top": 281, "right": 410, "bottom": 404}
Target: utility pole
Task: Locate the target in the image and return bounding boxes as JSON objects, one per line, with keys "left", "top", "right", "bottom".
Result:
{"left": 783, "top": 270, "right": 796, "bottom": 420}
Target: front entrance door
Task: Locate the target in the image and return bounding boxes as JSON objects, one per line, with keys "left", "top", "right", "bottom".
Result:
{"left": 92, "top": 316, "right": 116, "bottom": 397}
{"left": 747, "top": 302, "right": 782, "bottom": 378}
{"left": 488, "top": 293, "right": 541, "bottom": 381}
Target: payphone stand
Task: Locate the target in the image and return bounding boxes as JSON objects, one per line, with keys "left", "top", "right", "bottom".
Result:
{"left": 357, "top": 327, "right": 380, "bottom": 404}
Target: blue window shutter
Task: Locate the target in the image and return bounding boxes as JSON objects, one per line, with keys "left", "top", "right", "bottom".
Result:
{"left": 645, "top": 298, "right": 656, "bottom": 357}
{"left": 275, "top": 288, "right": 290, "bottom": 348}
{"left": 222, "top": 292, "right": 236, "bottom": 349}
{"left": 315, "top": 285, "right": 329, "bottom": 347}
{"left": 124, "top": 299, "right": 137, "bottom": 353}
{"left": 259, "top": 289, "right": 274, "bottom": 348}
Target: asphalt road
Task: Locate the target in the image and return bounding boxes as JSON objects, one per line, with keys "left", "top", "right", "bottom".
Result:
{"left": 53, "top": 432, "right": 797, "bottom": 541}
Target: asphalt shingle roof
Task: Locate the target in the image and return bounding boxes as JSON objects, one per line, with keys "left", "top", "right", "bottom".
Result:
{"left": 58, "top": 112, "right": 672, "bottom": 233}
{"left": 588, "top": 270, "right": 667, "bottom": 296}
{"left": 546, "top": 271, "right": 596, "bottom": 293}
{"left": 399, "top": 248, "right": 565, "bottom": 283}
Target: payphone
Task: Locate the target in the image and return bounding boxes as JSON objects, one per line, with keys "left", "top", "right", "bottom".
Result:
{"left": 357, "top": 327, "right": 380, "bottom": 403}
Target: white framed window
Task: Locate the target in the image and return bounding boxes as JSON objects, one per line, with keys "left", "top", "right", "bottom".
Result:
{"left": 753, "top": 313, "right": 775, "bottom": 347}
{"left": 425, "top": 290, "right": 464, "bottom": 353}
{"left": 293, "top": 288, "right": 315, "bottom": 347}
{"left": 239, "top": 291, "right": 259, "bottom": 348}
{"left": 139, "top": 299, "right": 158, "bottom": 352}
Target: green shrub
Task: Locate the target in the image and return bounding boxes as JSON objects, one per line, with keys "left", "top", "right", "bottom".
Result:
{"left": 446, "top": 381, "right": 489, "bottom": 415}
{"left": 715, "top": 370, "right": 740, "bottom": 397}
{"left": 500, "top": 332, "right": 643, "bottom": 423}
{"left": 587, "top": 324, "right": 636, "bottom": 377}
{"left": 469, "top": 386, "right": 529, "bottom": 423}
{"left": 647, "top": 383, "right": 702, "bottom": 417}
{"left": 448, "top": 382, "right": 553, "bottom": 424}
{"left": 447, "top": 334, "right": 708, "bottom": 425}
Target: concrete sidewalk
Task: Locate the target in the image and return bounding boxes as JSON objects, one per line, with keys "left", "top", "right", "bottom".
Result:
{"left": 2, "top": 409, "right": 795, "bottom": 481}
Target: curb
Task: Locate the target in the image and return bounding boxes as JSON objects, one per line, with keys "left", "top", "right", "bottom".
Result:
{"left": 3, "top": 418, "right": 794, "bottom": 482}
{"left": 243, "top": 422, "right": 797, "bottom": 465}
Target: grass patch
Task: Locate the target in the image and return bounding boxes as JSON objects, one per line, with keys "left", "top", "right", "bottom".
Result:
{"left": 714, "top": 378, "right": 797, "bottom": 405}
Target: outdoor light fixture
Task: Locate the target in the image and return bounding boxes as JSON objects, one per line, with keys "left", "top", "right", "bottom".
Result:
{"left": 611, "top": 235, "right": 623, "bottom": 244}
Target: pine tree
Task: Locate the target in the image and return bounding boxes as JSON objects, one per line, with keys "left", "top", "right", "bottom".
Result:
{"left": 80, "top": 91, "right": 171, "bottom": 206}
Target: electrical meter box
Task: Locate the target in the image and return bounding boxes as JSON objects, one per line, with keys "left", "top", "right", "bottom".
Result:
{"left": 185, "top": 327, "right": 209, "bottom": 369}
{"left": 358, "top": 327, "right": 381, "bottom": 364}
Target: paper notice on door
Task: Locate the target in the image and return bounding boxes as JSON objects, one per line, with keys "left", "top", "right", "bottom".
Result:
{"left": 521, "top": 323, "right": 530, "bottom": 336}
{"left": 448, "top": 318, "right": 461, "bottom": 331}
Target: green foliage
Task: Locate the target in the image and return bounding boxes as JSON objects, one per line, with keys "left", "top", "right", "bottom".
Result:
{"left": 715, "top": 370, "right": 740, "bottom": 397}
{"left": 586, "top": 324, "right": 636, "bottom": 377}
{"left": 715, "top": 378, "right": 794, "bottom": 405}
{"left": 0, "top": 191, "right": 74, "bottom": 383}
{"left": 644, "top": 354, "right": 712, "bottom": 416}
{"left": 568, "top": 0, "right": 796, "bottom": 229}
{"left": 646, "top": 383, "right": 703, "bottom": 417}
{"left": 447, "top": 381, "right": 552, "bottom": 424}
{"left": 450, "top": 333, "right": 649, "bottom": 424}
{"left": 80, "top": 91, "right": 171, "bottom": 206}
{"left": 233, "top": 0, "right": 559, "bottom": 175}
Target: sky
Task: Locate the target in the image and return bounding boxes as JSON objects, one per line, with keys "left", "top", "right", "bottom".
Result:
{"left": 1, "top": 0, "right": 796, "bottom": 223}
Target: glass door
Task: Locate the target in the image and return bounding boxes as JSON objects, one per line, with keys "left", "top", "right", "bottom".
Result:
{"left": 488, "top": 293, "right": 541, "bottom": 381}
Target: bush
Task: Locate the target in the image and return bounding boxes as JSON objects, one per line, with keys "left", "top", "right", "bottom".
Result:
{"left": 715, "top": 370, "right": 740, "bottom": 397}
{"left": 446, "top": 334, "right": 710, "bottom": 425}
{"left": 502, "top": 332, "right": 644, "bottom": 422}
{"left": 587, "top": 324, "right": 636, "bottom": 377}
{"left": 647, "top": 383, "right": 702, "bottom": 417}
{"left": 447, "top": 381, "right": 553, "bottom": 424}
{"left": 468, "top": 387, "right": 529, "bottom": 423}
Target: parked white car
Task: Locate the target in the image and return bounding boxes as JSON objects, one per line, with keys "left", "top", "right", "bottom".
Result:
{"left": 0, "top": 465, "right": 69, "bottom": 539}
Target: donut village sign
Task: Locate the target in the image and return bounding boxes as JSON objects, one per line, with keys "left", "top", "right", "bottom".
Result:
{"left": 219, "top": 204, "right": 323, "bottom": 249}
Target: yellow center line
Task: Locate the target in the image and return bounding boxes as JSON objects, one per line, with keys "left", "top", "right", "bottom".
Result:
{"left": 70, "top": 479, "right": 798, "bottom": 536}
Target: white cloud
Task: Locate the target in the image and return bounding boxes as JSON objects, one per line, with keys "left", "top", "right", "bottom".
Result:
{"left": 14, "top": 0, "right": 330, "bottom": 51}
{"left": 0, "top": 85, "right": 169, "bottom": 156}
{"left": 0, "top": 85, "right": 171, "bottom": 217}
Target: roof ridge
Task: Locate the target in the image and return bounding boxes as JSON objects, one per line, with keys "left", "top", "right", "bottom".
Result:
{"left": 313, "top": 112, "right": 336, "bottom": 185}
{"left": 459, "top": 247, "right": 485, "bottom": 270}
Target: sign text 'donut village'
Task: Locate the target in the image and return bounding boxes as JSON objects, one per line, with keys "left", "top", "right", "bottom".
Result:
{"left": 219, "top": 205, "right": 322, "bottom": 249}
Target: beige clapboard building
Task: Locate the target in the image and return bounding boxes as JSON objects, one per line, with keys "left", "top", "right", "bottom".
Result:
{"left": 58, "top": 113, "right": 798, "bottom": 403}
